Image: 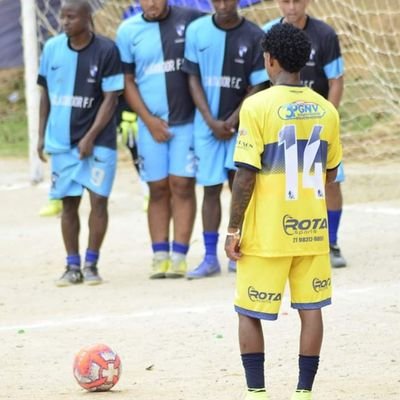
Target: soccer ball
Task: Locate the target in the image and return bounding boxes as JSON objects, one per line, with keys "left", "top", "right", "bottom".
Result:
{"left": 73, "top": 344, "right": 121, "bottom": 391}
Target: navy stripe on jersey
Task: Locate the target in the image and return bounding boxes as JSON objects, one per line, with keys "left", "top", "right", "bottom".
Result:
{"left": 182, "top": 15, "right": 267, "bottom": 120}
{"left": 263, "top": 17, "right": 343, "bottom": 99}
{"left": 116, "top": 7, "right": 203, "bottom": 125}
{"left": 260, "top": 140, "right": 328, "bottom": 174}
{"left": 37, "top": 34, "right": 123, "bottom": 152}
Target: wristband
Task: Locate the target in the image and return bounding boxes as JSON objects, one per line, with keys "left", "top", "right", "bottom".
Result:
{"left": 226, "top": 229, "right": 240, "bottom": 239}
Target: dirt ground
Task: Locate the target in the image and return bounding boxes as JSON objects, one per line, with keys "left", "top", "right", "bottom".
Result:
{"left": 1, "top": 157, "right": 399, "bottom": 400}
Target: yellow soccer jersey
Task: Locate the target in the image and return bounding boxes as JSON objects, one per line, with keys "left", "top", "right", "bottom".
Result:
{"left": 235, "top": 85, "right": 342, "bottom": 257}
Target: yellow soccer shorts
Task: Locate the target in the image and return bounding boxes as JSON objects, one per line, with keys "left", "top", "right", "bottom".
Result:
{"left": 234, "top": 254, "right": 332, "bottom": 320}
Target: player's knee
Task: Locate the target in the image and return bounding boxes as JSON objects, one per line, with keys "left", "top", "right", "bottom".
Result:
{"left": 169, "top": 176, "right": 195, "bottom": 199}
{"left": 149, "top": 180, "right": 170, "bottom": 202}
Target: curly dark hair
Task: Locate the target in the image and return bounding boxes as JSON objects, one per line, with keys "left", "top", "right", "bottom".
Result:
{"left": 261, "top": 23, "right": 311, "bottom": 73}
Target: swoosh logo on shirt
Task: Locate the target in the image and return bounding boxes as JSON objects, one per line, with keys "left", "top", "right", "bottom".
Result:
{"left": 51, "top": 65, "right": 61, "bottom": 71}
{"left": 199, "top": 46, "right": 209, "bottom": 52}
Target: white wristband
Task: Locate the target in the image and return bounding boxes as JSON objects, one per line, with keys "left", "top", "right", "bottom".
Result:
{"left": 226, "top": 229, "right": 240, "bottom": 238}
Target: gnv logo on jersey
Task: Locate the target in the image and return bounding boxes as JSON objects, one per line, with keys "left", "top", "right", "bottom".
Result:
{"left": 312, "top": 277, "right": 331, "bottom": 293}
{"left": 278, "top": 101, "right": 325, "bottom": 120}
{"left": 283, "top": 214, "right": 327, "bottom": 236}
{"left": 248, "top": 286, "right": 281, "bottom": 303}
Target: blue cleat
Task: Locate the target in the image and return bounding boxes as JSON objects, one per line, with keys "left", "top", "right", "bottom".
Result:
{"left": 186, "top": 256, "right": 221, "bottom": 279}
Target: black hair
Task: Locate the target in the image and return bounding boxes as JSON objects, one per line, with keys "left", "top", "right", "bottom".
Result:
{"left": 61, "top": 0, "right": 95, "bottom": 30}
{"left": 261, "top": 23, "right": 311, "bottom": 73}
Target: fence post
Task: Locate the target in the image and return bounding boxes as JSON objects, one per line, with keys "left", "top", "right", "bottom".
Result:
{"left": 21, "top": 0, "right": 43, "bottom": 183}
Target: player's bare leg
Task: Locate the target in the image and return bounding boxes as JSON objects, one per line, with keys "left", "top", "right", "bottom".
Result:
{"left": 83, "top": 191, "right": 109, "bottom": 285}
{"left": 291, "top": 309, "right": 323, "bottom": 399}
{"left": 187, "top": 184, "right": 223, "bottom": 279}
{"left": 148, "top": 178, "right": 172, "bottom": 278}
{"left": 56, "top": 196, "right": 82, "bottom": 286}
{"left": 167, "top": 175, "right": 196, "bottom": 277}
{"left": 326, "top": 182, "right": 346, "bottom": 268}
{"left": 227, "top": 169, "right": 237, "bottom": 272}
{"left": 238, "top": 314, "right": 267, "bottom": 399}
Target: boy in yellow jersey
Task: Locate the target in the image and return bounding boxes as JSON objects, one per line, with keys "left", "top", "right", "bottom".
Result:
{"left": 225, "top": 23, "right": 342, "bottom": 400}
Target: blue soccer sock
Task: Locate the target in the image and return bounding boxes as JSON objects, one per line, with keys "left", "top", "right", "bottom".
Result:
{"left": 241, "top": 353, "right": 265, "bottom": 391}
{"left": 203, "top": 231, "right": 219, "bottom": 259}
{"left": 327, "top": 209, "right": 342, "bottom": 245}
{"left": 67, "top": 254, "right": 81, "bottom": 270}
{"left": 297, "top": 355, "right": 319, "bottom": 391}
{"left": 152, "top": 242, "right": 170, "bottom": 259}
{"left": 85, "top": 249, "right": 99, "bottom": 265}
{"left": 172, "top": 241, "right": 189, "bottom": 262}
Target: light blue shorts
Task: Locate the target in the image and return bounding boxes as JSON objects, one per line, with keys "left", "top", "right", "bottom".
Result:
{"left": 335, "top": 163, "right": 345, "bottom": 183}
{"left": 50, "top": 146, "right": 117, "bottom": 199}
{"left": 194, "top": 122, "right": 237, "bottom": 186}
{"left": 137, "top": 120, "right": 196, "bottom": 182}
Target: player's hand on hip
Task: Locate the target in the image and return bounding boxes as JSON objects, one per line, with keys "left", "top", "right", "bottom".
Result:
{"left": 37, "top": 138, "right": 47, "bottom": 162}
{"left": 78, "top": 136, "right": 94, "bottom": 159}
{"left": 148, "top": 116, "right": 172, "bottom": 143}
{"left": 209, "top": 119, "right": 235, "bottom": 141}
{"left": 225, "top": 235, "right": 242, "bottom": 261}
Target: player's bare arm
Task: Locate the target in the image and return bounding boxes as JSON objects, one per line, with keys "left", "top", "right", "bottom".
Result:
{"left": 124, "top": 73, "right": 171, "bottom": 143}
{"left": 225, "top": 82, "right": 268, "bottom": 131}
{"left": 327, "top": 76, "right": 344, "bottom": 108}
{"left": 188, "top": 74, "right": 233, "bottom": 140}
{"left": 225, "top": 167, "right": 256, "bottom": 260}
{"left": 326, "top": 166, "right": 339, "bottom": 184}
{"left": 37, "top": 87, "right": 50, "bottom": 162}
{"left": 78, "top": 91, "right": 119, "bottom": 158}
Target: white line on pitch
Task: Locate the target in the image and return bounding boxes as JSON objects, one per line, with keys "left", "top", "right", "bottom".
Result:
{"left": 0, "top": 305, "right": 226, "bottom": 333}
{"left": 1, "top": 283, "right": 399, "bottom": 333}
{"left": 344, "top": 204, "right": 400, "bottom": 215}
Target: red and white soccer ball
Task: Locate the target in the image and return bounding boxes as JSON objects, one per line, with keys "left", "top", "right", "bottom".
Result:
{"left": 73, "top": 344, "right": 121, "bottom": 392}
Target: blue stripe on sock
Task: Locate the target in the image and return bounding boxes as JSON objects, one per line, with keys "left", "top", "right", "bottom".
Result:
{"left": 85, "top": 249, "right": 99, "bottom": 264}
{"left": 327, "top": 209, "right": 342, "bottom": 245}
{"left": 67, "top": 254, "right": 81, "bottom": 267}
{"left": 203, "top": 231, "right": 219, "bottom": 256}
{"left": 172, "top": 241, "right": 189, "bottom": 255}
{"left": 152, "top": 242, "right": 170, "bottom": 253}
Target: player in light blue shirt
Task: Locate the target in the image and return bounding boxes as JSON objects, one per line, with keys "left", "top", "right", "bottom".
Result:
{"left": 37, "top": 0, "right": 123, "bottom": 286}
{"left": 182, "top": 0, "right": 268, "bottom": 278}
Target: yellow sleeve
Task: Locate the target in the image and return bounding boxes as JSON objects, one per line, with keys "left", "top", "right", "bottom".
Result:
{"left": 234, "top": 99, "right": 264, "bottom": 170}
{"left": 327, "top": 109, "right": 342, "bottom": 170}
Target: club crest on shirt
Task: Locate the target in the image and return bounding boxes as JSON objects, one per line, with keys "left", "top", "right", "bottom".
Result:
{"left": 175, "top": 24, "right": 185, "bottom": 44}
{"left": 306, "top": 48, "right": 316, "bottom": 67}
{"left": 235, "top": 45, "right": 248, "bottom": 64}
{"left": 87, "top": 65, "right": 98, "bottom": 83}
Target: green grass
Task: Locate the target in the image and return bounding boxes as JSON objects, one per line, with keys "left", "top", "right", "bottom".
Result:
{"left": 0, "top": 68, "right": 28, "bottom": 158}
{"left": 0, "top": 110, "right": 28, "bottom": 157}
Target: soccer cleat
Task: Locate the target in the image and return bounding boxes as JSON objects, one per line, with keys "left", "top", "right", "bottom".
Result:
{"left": 39, "top": 199, "right": 62, "bottom": 217}
{"left": 56, "top": 266, "right": 83, "bottom": 287}
{"left": 150, "top": 257, "right": 170, "bottom": 279}
{"left": 228, "top": 259, "right": 237, "bottom": 273}
{"left": 245, "top": 390, "right": 270, "bottom": 400}
{"left": 290, "top": 390, "right": 312, "bottom": 400}
{"left": 330, "top": 244, "right": 347, "bottom": 268}
{"left": 83, "top": 264, "right": 103, "bottom": 285}
{"left": 165, "top": 258, "right": 187, "bottom": 279}
{"left": 186, "top": 256, "right": 221, "bottom": 279}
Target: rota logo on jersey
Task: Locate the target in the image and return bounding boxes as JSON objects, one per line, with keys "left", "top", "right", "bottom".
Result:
{"left": 278, "top": 101, "right": 325, "bottom": 120}
{"left": 283, "top": 214, "right": 327, "bottom": 236}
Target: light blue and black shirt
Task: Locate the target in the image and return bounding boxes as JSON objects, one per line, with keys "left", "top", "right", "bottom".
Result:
{"left": 263, "top": 16, "right": 344, "bottom": 99}
{"left": 182, "top": 15, "right": 268, "bottom": 120}
{"left": 116, "top": 6, "right": 203, "bottom": 125}
{"left": 37, "top": 33, "right": 124, "bottom": 153}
